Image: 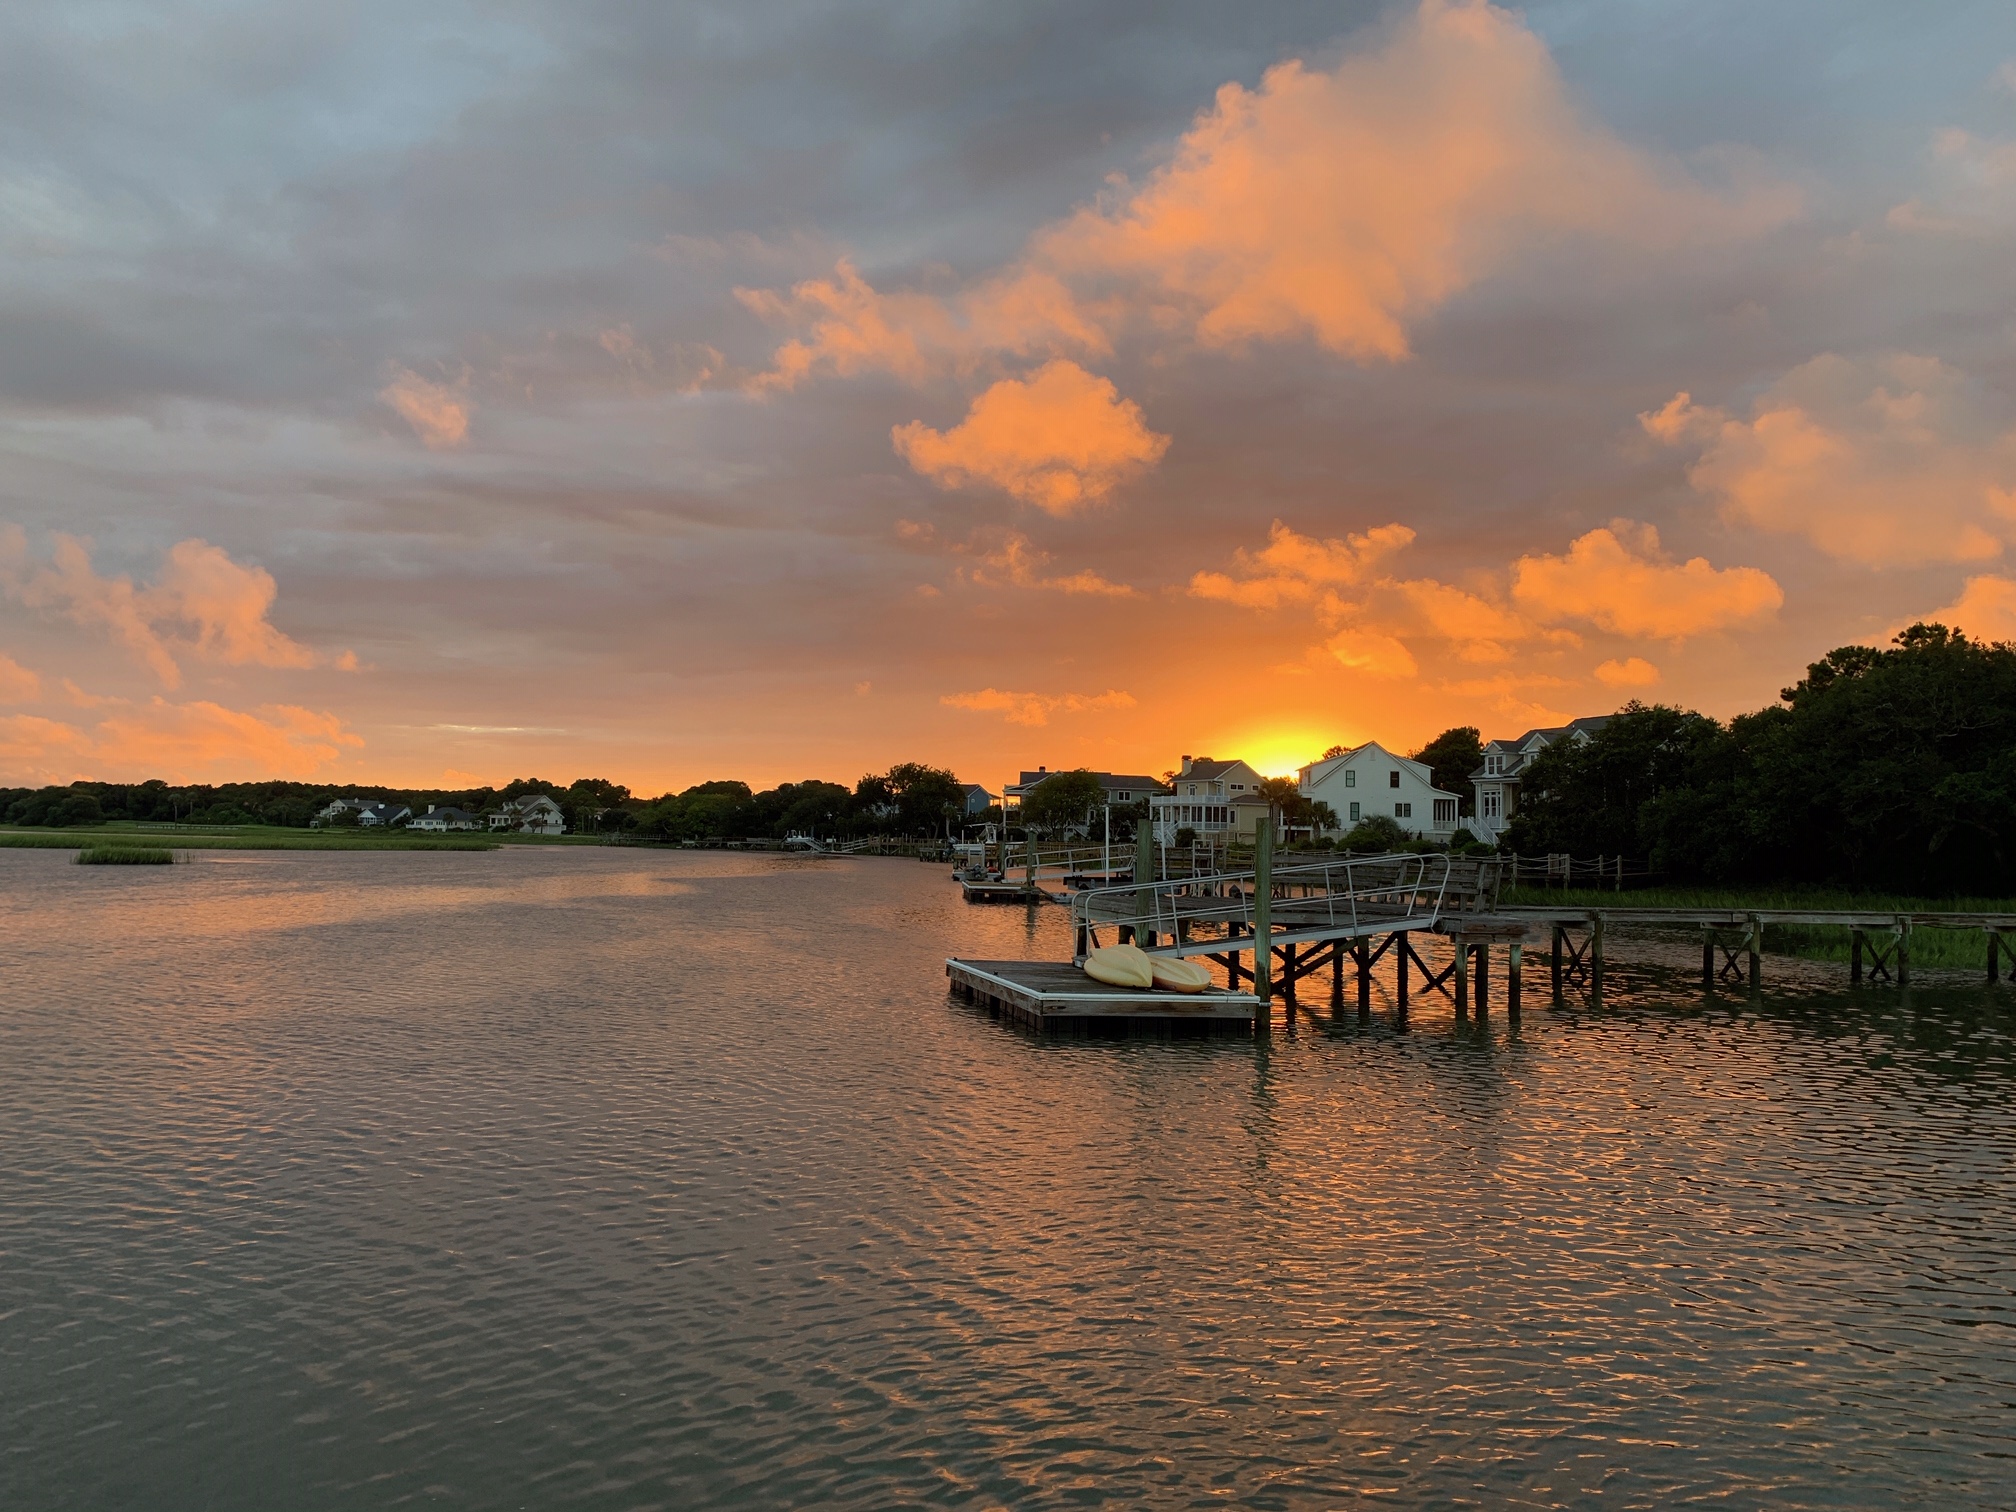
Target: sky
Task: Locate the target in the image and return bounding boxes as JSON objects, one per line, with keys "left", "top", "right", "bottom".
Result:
{"left": 3, "top": 0, "right": 2016, "bottom": 794}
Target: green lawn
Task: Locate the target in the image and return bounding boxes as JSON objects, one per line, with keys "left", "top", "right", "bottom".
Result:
{"left": 1501, "top": 884, "right": 2016, "bottom": 971}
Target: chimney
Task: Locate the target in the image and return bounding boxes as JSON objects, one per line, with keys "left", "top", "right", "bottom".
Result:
{"left": 428, "top": 804, "right": 436, "bottom": 814}
{"left": 1180, "top": 754, "right": 1192, "bottom": 775}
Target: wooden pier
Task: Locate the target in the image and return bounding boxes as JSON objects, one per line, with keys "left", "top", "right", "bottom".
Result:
{"left": 949, "top": 831, "right": 2016, "bottom": 1040}
{"left": 946, "top": 958, "right": 1260, "bottom": 1029}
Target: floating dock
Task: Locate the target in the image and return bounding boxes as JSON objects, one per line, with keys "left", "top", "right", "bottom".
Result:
{"left": 946, "top": 958, "right": 1260, "bottom": 1028}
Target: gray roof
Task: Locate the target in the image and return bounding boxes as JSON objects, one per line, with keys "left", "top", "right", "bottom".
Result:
{"left": 1470, "top": 715, "right": 1613, "bottom": 780}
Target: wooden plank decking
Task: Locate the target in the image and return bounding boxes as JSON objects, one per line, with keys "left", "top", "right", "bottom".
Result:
{"left": 946, "top": 958, "right": 1259, "bottom": 1028}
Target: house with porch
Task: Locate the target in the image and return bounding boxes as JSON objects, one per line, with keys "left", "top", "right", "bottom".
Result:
{"left": 488, "top": 793, "right": 565, "bottom": 835}
{"left": 1151, "top": 754, "right": 1271, "bottom": 844}
{"left": 1002, "top": 768, "right": 1162, "bottom": 819}
{"left": 1468, "top": 715, "right": 1612, "bottom": 844}
{"left": 1299, "top": 743, "right": 1460, "bottom": 840}
{"left": 959, "top": 783, "right": 997, "bottom": 817}
{"left": 314, "top": 797, "right": 410, "bottom": 828}
{"left": 408, "top": 805, "right": 483, "bottom": 832}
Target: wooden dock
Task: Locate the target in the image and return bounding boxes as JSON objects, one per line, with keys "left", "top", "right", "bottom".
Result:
{"left": 946, "top": 958, "right": 1260, "bottom": 1029}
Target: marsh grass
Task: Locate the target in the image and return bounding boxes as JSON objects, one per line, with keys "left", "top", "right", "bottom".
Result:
{"left": 76, "top": 846, "right": 175, "bottom": 865}
{"left": 1502, "top": 885, "right": 2016, "bottom": 971}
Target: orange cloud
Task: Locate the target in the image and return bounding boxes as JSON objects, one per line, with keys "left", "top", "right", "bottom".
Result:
{"left": 892, "top": 361, "right": 1168, "bottom": 513}
{"left": 0, "top": 530, "right": 340, "bottom": 685}
{"left": 0, "top": 527, "right": 181, "bottom": 685}
{"left": 746, "top": 1, "right": 1793, "bottom": 386}
{"left": 949, "top": 530, "right": 1139, "bottom": 597}
{"left": 380, "top": 366, "right": 471, "bottom": 448}
{"left": 1322, "top": 626, "right": 1418, "bottom": 678}
{"left": 0, "top": 653, "right": 40, "bottom": 704}
{"left": 0, "top": 697, "right": 360, "bottom": 785}
{"left": 147, "top": 540, "right": 318, "bottom": 669}
{"left": 1925, "top": 574, "right": 2016, "bottom": 642}
{"left": 1594, "top": 655, "right": 1662, "bottom": 688}
{"left": 1512, "top": 523, "right": 1782, "bottom": 637}
{"left": 1190, "top": 519, "right": 1415, "bottom": 606}
{"left": 1643, "top": 355, "right": 2016, "bottom": 567}
{"left": 940, "top": 686, "right": 1137, "bottom": 726}
{"left": 1390, "top": 577, "right": 1532, "bottom": 661}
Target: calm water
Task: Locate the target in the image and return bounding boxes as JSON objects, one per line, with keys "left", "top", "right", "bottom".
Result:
{"left": 4, "top": 847, "right": 2014, "bottom": 1509}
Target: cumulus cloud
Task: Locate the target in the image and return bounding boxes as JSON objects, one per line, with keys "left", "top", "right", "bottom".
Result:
{"left": 0, "top": 530, "right": 340, "bottom": 686}
{"left": 1322, "top": 626, "right": 1418, "bottom": 678}
{"left": 379, "top": 366, "right": 472, "bottom": 448}
{"left": 1512, "top": 523, "right": 1783, "bottom": 637}
{"left": 950, "top": 531, "right": 1138, "bottom": 597}
{"left": 940, "top": 686, "right": 1137, "bottom": 726}
{"left": 148, "top": 541, "right": 320, "bottom": 670}
{"left": 892, "top": 361, "right": 1168, "bottom": 512}
{"left": 1642, "top": 356, "right": 2016, "bottom": 567}
{"left": 1924, "top": 575, "right": 2016, "bottom": 642}
{"left": 0, "top": 697, "right": 360, "bottom": 784}
{"left": 746, "top": 0, "right": 1794, "bottom": 385}
{"left": 1189, "top": 520, "right": 1416, "bottom": 607}
{"left": 1594, "top": 655, "right": 1661, "bottom": 688}
{"left": 0, "top": 653, "right": 42, "bottom": 704}
{"left": 1887, "top": 128, "right": 2016, "bottom": 237}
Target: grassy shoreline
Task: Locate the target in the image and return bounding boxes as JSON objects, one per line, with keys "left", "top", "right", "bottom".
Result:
{"left": 1501, "top": 885, "right": 2016, "bottom": 971}
{"left": 0, "top": 825, "right": 503, "bottom": 852}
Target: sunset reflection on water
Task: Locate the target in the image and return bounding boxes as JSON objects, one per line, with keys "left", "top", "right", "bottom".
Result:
{"left": 4, "top": 846, "right": 2012, "bottom": 1509}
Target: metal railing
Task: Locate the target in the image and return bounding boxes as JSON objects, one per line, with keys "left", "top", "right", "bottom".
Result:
{"left": 1069, "top": 851, "right": 1491, "bottom": 961}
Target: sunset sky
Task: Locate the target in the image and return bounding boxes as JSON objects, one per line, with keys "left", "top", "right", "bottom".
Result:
{"left": 4, "top": 0, "right": 2016, "bottom": 793}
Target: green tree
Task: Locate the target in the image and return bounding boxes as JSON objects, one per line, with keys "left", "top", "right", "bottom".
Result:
{"left": 1020, "top": 769, "right": 1107, "bottom": 837}
{"left": 1501, "top": 704, "right": 1718, "bottom": 858}
{"left": 1339, "top": 814, "right": 1407, "bottom": 852}
{"left": 1409, "top": 726, "right": 1482, "bottom": 814}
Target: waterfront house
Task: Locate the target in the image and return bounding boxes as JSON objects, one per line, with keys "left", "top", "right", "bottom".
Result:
{"left": 959, "top": 783, "right": 997, "bottom": 817}
{"left": 1002, "top": 768, "right": 1163, "bottom": 819}
{"left": 1152, "top": 755, "right": 1270, "bottom": 843}
{"left": 1467, "top": 716, "right": 1612, "bottom": 843}
{"left": 1299, "top": 743, "right": 1460, "bottom": 840}
{"left": 314, "top": 797, "right": 411, "bottom": 828}
{"left": 408, "top": 805, "right": 482, "bottom": 832}
{"left": 488, "top": 794, "right": 565, "bottom": 835}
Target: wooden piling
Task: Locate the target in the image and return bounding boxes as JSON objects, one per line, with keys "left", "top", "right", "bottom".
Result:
{"left": 1551, "top": 925, "right": 1564, "bottom": 1001}
{"left": 1896, "top": 920, "right": 1910, "bottom": 987}
{"left": 1702, "top": 931, "right": 1715, "bottom": 988}
{"left": 1507, "top": 942, "right": 1522, "bottom": 1017}
{"left": 1590, "top": 914, "right": 1605, "bottom": 990}
{"left": 1850, "top": 928, "right": 1862, "bottom": 984}
{"left": 1134, "top": 824, "right": 1155, "bottom": 948}
{"left": 1747, "top": 915, "right": 1761, "bottom": 989}
{"left": 1396, "top": 929, "right": 1409, "bottom": 1011}
{"left": 1475, "top": 943, "right": 1489, "bottom": 1015}
{"left": 1252, "top": 819, "right": 1273, "bottom": 1015}
{"left": 1991, "top": 929, "right": 2003, "bottom": 985}
{"left": 1453, "top": 938, "right": 1469, "bottom": 1014}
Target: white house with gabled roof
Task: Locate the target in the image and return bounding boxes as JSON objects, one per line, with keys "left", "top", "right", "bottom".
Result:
{"left": 1299, "top": 743, "right": 1459, "bottom": 840}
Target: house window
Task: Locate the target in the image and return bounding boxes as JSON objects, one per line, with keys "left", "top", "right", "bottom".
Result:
{"left": 1344, "top": 770, "right": 1356, "bottom": 788}
{"left": 1486, "top": 755, "right": 1501, "bottom": 775}
{"left": 1231, "top": 783, "right": 1244, "bottom": 791}
{"left": 1433, "top": 798, "right": 1457, "bottom": 824}
{"left": 1395, "top": 802, "right": 1412, "bottom": 818}
{"left": 1482, "top": 790, "right": 1501, "bottom": 820}
{"left": 1348, "top": 801, "right": 1360, "bottom": 822}
{"left": 1389, "top": 770, "right": 1401, "bottom": 788}
{"left": 1117, "top": 792, "right": 1130, "bottom": 801}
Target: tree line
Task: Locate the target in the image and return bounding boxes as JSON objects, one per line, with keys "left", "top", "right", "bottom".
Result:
{"left": 1504, "top": 625, "right": 2016, "bottom": 894}
{"left": 0, "top": 763, "right": 980, "bottom": 843}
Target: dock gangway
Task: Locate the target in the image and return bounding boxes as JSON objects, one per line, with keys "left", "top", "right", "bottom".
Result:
{"left": 1068, "top": 852, "right": 1500, "bottom": 964}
